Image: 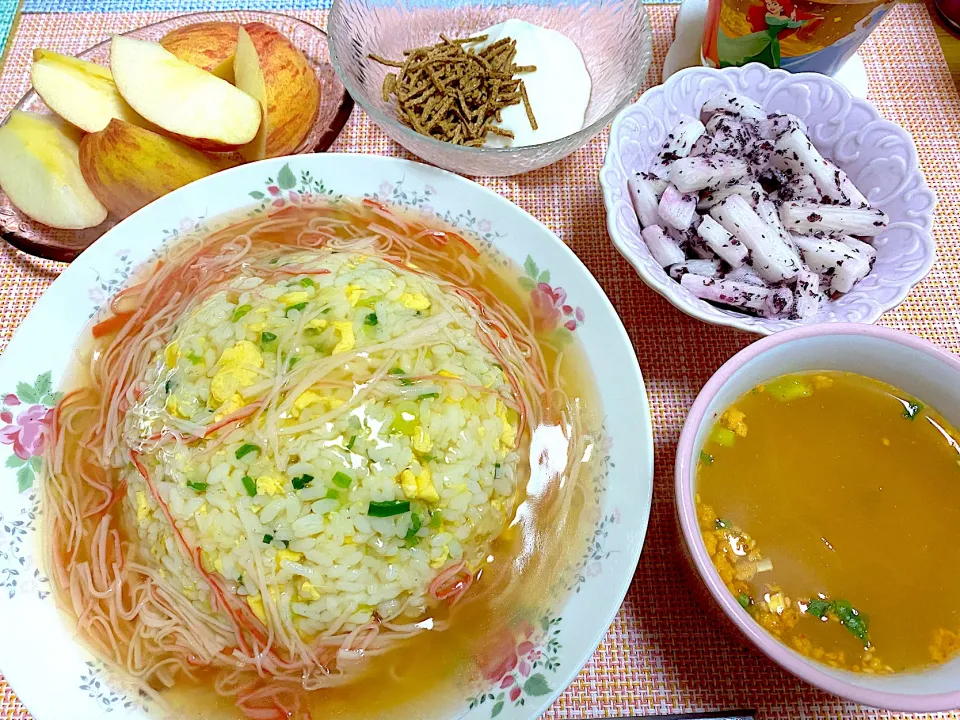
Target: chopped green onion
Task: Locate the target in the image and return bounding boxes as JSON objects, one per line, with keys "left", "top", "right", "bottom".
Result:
{"left": 389, "top": 367, "right": 412, "bottom": 386}
{"left": 345, "top": 435, "right": 357, "bottom": 451}
{"left": 186, "top": 351, "right": 203, "bottom": 365}
{"left": 765, "top": 377, "right": 813, "bottom": 402}
{"left": 700, "top": 451, "right": 714, "bottom": 465}
{"left": 288, "top": 356, "right": 300, "bottom": 369}
{"left": 292, "top": 474, "right": 314, "bottom": 490}
{"left": 281, "top": 539, "right": 290, "bottom": 548}
{"left": 493, "top": 462, "right": 502, "bottom": 479}
{"left": 261, "top": 331, "right": 277, "bottom": 343}
{"left": 263, "top": 534, "right": 274, "bottom": 544}
{"left": 429, "top": 510, "right": 443, "bottom": 528}
{"left": 237, "top": 573, "right": 243, "bottom": 584}
{"left": 299, "top": 277, "right": 316, "bottom": 288}
{"left": 391, "top": 401, "right": 419, "bottom": 435}
{"left": 421, "top": 454, "right": 436, "bottom": 462}
{"left": 325, "top": 488, "right": 340, "bottom": 500}
{"left": 365, "top": 312, "right": 378, "bottom": 326}
{"left": 715, "top": 518, "right": 731, "bottom": 530}
{"left": 737, "top": 592, "right": 751, "bottom": 609}
{"left": 711, "top": 427, "right": 736, "bottom": 448}
{"left": 404, "top": 512, "right": 422, "bottom": 547}
{"left": 232, "top": 304, "right": 252, "bottom": 322}
{"left": 164, "top": 380, "right": 172, "bottom": 394}
{"left": 236, "top": 444, "right": 260, "bottom": 460}
{"left": 269, "top": 257, "right": 278, "bottom": 265}
{"left": 902, "top": 399, "right": 923, "bottom": 420}
{"left": 332, "top": 471, "right": 352, "bottom": 489}
{"left": 186, "top": 481, "right": 207, "bottom": 492}
{"left": 285, "top": 302, "right": 308, "bottom": 316}
{"left": 417, "top": 392, "right": 439, "bottom": 400}
{"left": 367, "top": 500, "right": 410, "bottom": 517}
{"left": 241, "top": 475, "right": 257, "bottom": 497}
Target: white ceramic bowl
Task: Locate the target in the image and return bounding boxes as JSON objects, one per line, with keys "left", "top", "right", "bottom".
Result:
{"left": 0, "top": 154, "right": 653, "bottom": 720}
{"left": 676, "top": 323, "right": 960, "bottom": 710}
{"left": 600, "top": 63, "right": 937, "bottom": 335}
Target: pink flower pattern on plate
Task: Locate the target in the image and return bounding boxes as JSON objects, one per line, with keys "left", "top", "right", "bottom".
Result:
{"left": 519, "top": 255, "right": 584, "bottom": 336}
{"left": 469, "top": 616, "right": 561, "bottom": 717}
{"left": 0, "top": 405, "right": 53, "bottom": 461}
{"left": 1, "top": 372, "right": 62, "bottom": 492}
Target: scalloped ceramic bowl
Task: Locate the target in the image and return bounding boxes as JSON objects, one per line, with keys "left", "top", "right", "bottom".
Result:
{"left": 328, "top": 0, "right": 653, "bottom": 177}
{"left": 676, "top": 323, "right": 960, "bottom": 711}
{"left": 600, "top": 63, "right": 937, "bottom": 335}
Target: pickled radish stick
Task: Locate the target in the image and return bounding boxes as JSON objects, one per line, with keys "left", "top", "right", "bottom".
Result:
{"left": 696, "top": 214, "right": 747, "bottom": 268}
{"left": 710, "top": 195, "right": 801, "bottom": 283}
{"left": 641, "top": 225, "right": 686, "bottom": 267}
{"left": 779, "top": 202, "right": 889, "bottom": 236}
{"left": 658, "top": 185, "right": 698, "bottom": 230}
{"left": 680, "top": 274, "right": 793, "bottom": 317}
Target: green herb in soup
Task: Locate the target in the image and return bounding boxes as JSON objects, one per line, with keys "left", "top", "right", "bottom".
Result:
{"left": 696, "top": 371, "right": 960, "bottom": 673}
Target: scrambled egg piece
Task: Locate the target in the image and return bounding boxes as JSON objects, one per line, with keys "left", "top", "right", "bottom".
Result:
{"left": 345, "top": 285, "right": 364, "bottom": 306}
{"left": 399, "top": 292, "right": 430, "bottom": 311}
{"left": 306, "top": 318, "right": 328, "bottom": 330}
{"left": 813, "top": 374, "right": 834, "bottom": 390}
{"left": 299, "top": 580, "right": 321, "bottom": 601}
{"left": 214, "top": 393, "right": 245, "bottom": 421}
{"left": 278, "top": 290, "right": 310, "bottom": 306}
{"left": 437, "top": 369, "right": 458, "bottom": 379}
{"left": 720, "top": 408, "right": 748, "bottom": 438}
{"left": 245, "top": 308, "right": 268, "bottom": 332}
{"left": 165, "top": 394, "right": 184, "bottom": 418}
{"left": 256, "top": 474, "right": 285, "bottom": 496}
{"left": 211, "top": 341, "right": 263, "bottom": 406}
{"left": 164, "top": 341, "right": 180, "bottom": 369}
{"left": 276, "top": 549, "right": 302, "bottom": 569}
{"left": 495, "top": 400, "right": 518, "bottom": 456}
{"left": 291, "top": 390, "right": 345, "bottom": 418}
{"left": 399, "top": 466, "right": 440, "bottom": 503}
{"left": 332, "top": 321, "right": 355, "bottom": 354}
{"left": 412, "top": 426, "right": 433, "bottom": 454}
{"left": 430, "top": 546, "right": 450, "bottom": 569}
{"left": 417, "top": 467, "right": 439, "bottom": 503}
{"left": 292, "top": 390, "right": 323, "bottom": 417}
{"left": 136, "top": 491, "right": 150, "bottom": 521}
{"left": 400, "top": 469, "right": 418, "bottom": 499}
{"left": 212, "top": 554, "right": 223, "bottom": 574}
{"left": 247, "top": 595, "right": 266, "bottom": 623}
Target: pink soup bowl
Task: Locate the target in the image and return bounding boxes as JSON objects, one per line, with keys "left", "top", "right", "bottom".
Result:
{"left": 675, "top": 323, "right": 960, "bottom": 712}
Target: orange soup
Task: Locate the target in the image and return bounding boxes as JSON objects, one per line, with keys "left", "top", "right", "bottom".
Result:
{"left": 696, "top": 371, "right": 960, "bottom": 672}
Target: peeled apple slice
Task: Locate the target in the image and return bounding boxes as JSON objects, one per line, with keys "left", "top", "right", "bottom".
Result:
{"left": 109, "top": 34, "right": 261, "bottom": 151}
{"left": 30, "top": 49, "right": 147, "bottom": 133}
{"left": 0, "top": 111, "right": 107, "bottom": 230}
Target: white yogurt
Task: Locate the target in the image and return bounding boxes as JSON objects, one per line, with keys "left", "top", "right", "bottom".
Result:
{"left": 473, "top": 19, "right": 591, "bottom": 148}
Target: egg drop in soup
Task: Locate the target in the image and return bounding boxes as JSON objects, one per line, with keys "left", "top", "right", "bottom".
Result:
{"left": 696, "top": 371, "right": 960, "bottom": 673}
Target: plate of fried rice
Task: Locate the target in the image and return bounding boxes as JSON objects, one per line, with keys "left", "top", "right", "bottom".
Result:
{"left": 0, "top": 154, "right": 652, "bottom": 720}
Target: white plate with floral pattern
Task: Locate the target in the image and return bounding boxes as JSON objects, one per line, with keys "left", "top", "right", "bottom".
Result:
{"left": 0, "top": 154, "right": 653, "bottom": 720}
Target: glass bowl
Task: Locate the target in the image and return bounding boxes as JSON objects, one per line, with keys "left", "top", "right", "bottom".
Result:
{"left": 328, "top": 0, "right": 653, "bottom": 177}
{"left": 0, "top": 10, "right": 354, "bottom": 263}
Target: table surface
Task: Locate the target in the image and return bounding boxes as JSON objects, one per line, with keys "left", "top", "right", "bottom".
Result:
{"left": 928, "top": 0, "right": 960, "bottom": 89}
{"left": 0, "top": 3, "right": 959, "bottom": 720}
